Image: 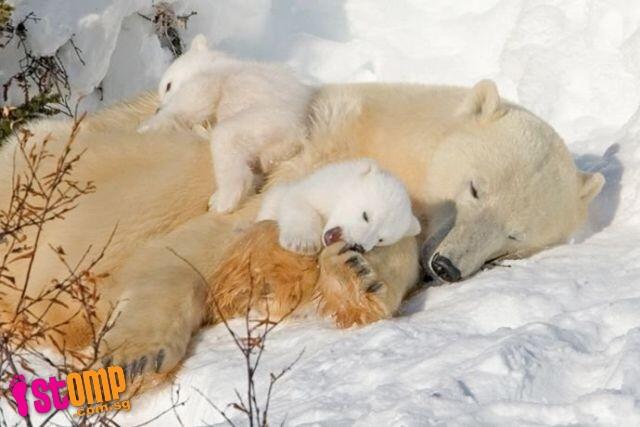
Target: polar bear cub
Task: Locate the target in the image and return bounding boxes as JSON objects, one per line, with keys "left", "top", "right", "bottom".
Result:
{"left": 257, "top": 159, "right": 421, "bottom": 255}
{"left": 138, "top": 34, "right": 312, "bottom": 214}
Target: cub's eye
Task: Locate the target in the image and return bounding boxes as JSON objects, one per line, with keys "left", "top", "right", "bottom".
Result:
{"left": 470, "top": 181, "right": 479, "bottom": 199}
{"left": 378, "top": 238, "right": 383, "bottom": 243}
{"left": 165, "top": 82, "right": 172, "bottom": 92}
{"left": 508, "top": 235, "right": 518, "bottom": 241}
{"left": 362, "top": 211, "right": 369, "bottom": 222}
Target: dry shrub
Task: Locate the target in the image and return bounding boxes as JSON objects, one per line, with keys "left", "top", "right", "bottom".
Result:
{"left": 0, "top": 4, "right": 85, "bottom": 141}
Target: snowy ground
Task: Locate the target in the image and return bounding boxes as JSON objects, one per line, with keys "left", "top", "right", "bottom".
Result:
{"left": 2, "top": 0, "right": 640, "bottom": 426}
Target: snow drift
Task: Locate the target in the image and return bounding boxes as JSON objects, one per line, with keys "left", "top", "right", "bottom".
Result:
{"left": 2, "top": 0, "right": 640, "bottom": 425}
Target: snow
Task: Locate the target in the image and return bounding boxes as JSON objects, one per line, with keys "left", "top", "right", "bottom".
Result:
{"left": 2, "top": 0, "right": 640, "bottom": 425}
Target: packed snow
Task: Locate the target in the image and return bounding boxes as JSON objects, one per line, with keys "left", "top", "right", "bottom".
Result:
{"left": 2, "top": 0, "right": 640, "bottom": 425}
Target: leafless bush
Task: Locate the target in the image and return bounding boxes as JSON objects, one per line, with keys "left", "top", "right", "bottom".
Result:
{"left": 0, "top": 115, "right": 190, "bottom": 427}
{"left": 0, "top": 114, "right": 121, "bottom": 426}
{"left": 0, "top": 115, "right": 301, "bottom": 426}
{"left": 139, "top": 2, "right": 197, "bottom": 58}
{"left": 172, "top": 250, "right": 304, "bottom": 427}
{"left": 0, "top": 3, "right": 85, "bottom": 141}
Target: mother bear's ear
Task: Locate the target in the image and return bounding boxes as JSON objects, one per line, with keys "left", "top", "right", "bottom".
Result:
{"left": 457, "top": 79, "right": 506, "bottom": 123}
{"left": 579, "top": 171, "right": 605, "bottom": 204}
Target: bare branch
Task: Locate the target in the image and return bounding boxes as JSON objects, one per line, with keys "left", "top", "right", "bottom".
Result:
{"left": 168, "top": 247, "right": 304, "bottom": 427}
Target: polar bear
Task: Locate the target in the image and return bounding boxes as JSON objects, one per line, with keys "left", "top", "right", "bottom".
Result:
{"left": 0, "top": 80, "right": 604, "bottom": 382}
{"left": 138, "top": 34, "right": 312, "bottom": 213}
{"left": 257, "top": 158, "right": 421, "bottom": 254}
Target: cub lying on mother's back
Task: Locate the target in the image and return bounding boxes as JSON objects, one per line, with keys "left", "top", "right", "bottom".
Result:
{"left": 138, "top": 34, "right": 312, "bottom": 214}
{"left": 257, "top": 159, "right": 421, "bottom": 254}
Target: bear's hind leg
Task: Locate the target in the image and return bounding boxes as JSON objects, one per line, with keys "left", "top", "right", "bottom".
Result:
{"left": 97, "top": 246, "right": 208, "bottom": 382}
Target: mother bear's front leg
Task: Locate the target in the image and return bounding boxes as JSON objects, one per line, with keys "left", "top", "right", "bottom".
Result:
{"left": 97, "top": 213, "right": 246, "bottom": 380}
{"left": 99, "top": 253, "right": 206, "bottom": 380}
{"left": 317, "top": 237, "right": 420, "bottom": 327}
{"left": 207, "top": 220, "right": 421, "bottom": 329}
{"left": 97, "top": 211, "right": 420, "bottom": 381}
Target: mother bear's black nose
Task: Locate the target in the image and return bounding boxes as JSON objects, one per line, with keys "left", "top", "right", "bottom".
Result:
{"left": 431, "top": 253, "right": 461, "bottom": 282}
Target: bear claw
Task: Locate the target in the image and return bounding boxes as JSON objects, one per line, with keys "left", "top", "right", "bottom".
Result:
{"left": 366, "top": 281, "right": 384, "bottom": 293}
{"left": 104, "top": 347, "right": 167, "bottom": 383}
{"left": 339, "top": 243, "right": 365, "bottom": 255}
{"left": 345, "top": 255, "right": 371, "bottom": 277}
{"left": 154, "top": 349, "right": 165, "bottom": 373}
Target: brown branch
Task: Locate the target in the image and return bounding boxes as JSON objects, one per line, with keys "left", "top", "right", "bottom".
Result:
{"left": 168, "top": 246, "right": 304, "bottom": 427}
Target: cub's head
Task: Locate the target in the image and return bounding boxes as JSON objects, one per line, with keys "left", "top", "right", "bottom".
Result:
{"left": 138, "top": 34, "right": 224, "bottom": 133}
{"left": 323, "top": 159, "right": 421, "bottom": 252}
{"left": 420, "top": 80, "right": 605, "bottom": 282}
{"left": 156, "top": 34, "right": 221, "bottom": 107}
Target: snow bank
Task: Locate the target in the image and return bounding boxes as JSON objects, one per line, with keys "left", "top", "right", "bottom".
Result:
{"left": 2, "top": 0, "right": 640, "bottom": 425}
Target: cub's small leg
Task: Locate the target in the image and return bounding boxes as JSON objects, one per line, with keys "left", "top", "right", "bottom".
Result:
{"left": 209, "top": 125, "right": 255, "bottom": 213}
{"left": 276, "top": 196, "right": 324, "bottom": 254}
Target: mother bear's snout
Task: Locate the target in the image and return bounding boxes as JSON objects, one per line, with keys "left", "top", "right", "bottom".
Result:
{"left": 429, "top": 253, "right": 462, "bottom": 282}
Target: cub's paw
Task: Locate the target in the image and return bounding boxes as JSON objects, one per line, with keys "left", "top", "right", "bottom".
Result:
{"left": 137, "top": 114, "right": 166, "bottom": 134}
{"left": 191, "top": 123, "right": 212, "bottom": 140}
{"left": 278, "top": 227, "right": 322, "bottom": 255}
{"left": 209, "top": 171, "right": 256, "bottom": 214}
{"left": 209, "top": 188, "right": 244, "bottom": 214}
{"left": 137, "top": 120, "right": 156, "bottom": 134}
{"left": 317, "top": 243, "right": 390, "bottom": 327}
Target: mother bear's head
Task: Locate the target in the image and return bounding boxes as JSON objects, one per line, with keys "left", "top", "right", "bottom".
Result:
{"left": 420, "top": 80, "right": 605, "bottom": 282}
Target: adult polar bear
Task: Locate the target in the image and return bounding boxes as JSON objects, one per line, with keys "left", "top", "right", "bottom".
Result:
{"left": 0, "top": 80, "right": 604, "bottom": 379}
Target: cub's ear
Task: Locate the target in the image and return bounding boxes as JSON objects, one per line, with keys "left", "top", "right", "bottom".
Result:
{"left": 406, "top": 215, "right": 421, "bottom": 237}
{"left": 457, "top": 79, "right": 505, "bottom": 122}
{"left": 355, "top": 158, "right": 380, "bottom": 175}
{"left": 190, "top": 34, "right": 209, "bottom": 52}
{"left": 579, "top": 171, "right": 605, "bottom": 203}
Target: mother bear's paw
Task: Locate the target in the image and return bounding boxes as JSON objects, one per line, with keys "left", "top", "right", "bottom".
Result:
{"left": 97, "top": 324, "right": 189, "bottom": 383}
{"left": 317, "top": 243, "right": 391, "bottom": 328}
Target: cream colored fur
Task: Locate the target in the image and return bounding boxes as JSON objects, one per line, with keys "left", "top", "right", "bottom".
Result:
{"left": 0, "top": 80, "right": 603, "bottom": 378}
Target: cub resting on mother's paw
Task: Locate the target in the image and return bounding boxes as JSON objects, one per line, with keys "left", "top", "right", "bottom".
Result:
{"left": 257, "top": 158, "right": 421, "bottom": 254}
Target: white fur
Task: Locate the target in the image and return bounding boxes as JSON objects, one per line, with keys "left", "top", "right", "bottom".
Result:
{"left": 139, "top": 34, "right": 313, "bottom": 214}
{"left": 257, "top": 159, "right": 421, "bottom": 254}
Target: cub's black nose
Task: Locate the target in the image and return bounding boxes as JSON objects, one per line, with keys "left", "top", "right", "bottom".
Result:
{"left": 430, "top": 253, "right": 461, "bottom": 282}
